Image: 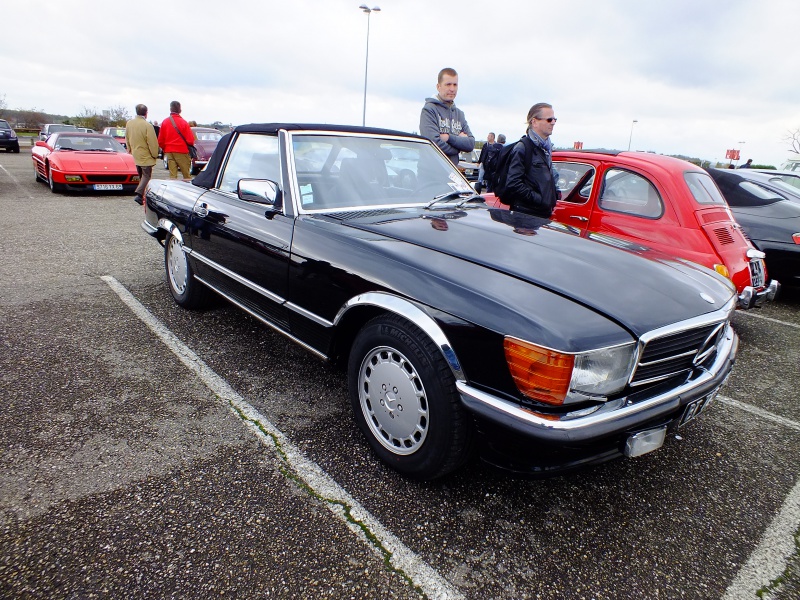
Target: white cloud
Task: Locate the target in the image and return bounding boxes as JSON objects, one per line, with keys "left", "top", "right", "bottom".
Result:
{"left": 2, "top": 0, "right": 799, "bottom": 166}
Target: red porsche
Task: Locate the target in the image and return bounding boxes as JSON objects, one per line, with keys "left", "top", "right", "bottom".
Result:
{"left": 485, "top": 150, "right": 779, "bottom": 309}
{"left": 32, "top": 132, "right": 140, "bottom": 194}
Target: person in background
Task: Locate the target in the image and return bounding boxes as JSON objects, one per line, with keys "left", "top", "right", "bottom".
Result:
{"left": 503, "top": 103, "right": 560, "bottom": 218}
{"left": 476, "top": 132, "right": 503, "bottom": 193}
{"left": 125, "top": 104, "right": 159, "bottom": 205}
{"left": 739, "top": 158, "right": 753, "bottom": 169}
{"left": 419, "top": 67, "right": 474, "bottom": 165}
{"left": 158, "top": 100, "right": 195, "bottom": 180}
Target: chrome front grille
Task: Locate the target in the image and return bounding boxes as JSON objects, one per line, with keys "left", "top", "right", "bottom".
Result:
{"left": 630, "top": 322, "right": 727, "bottom": 386}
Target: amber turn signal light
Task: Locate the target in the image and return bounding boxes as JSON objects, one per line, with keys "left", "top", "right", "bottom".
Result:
{"left": 504, "top": 337, "right": 574, "bottom": 406}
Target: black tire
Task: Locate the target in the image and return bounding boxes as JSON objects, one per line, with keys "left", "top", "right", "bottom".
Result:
{"left": 12, "top": 145, "right": 20, "bottom": 153}
{"left": 47, "top": 165, "right": 64, "bottom": 193}
{"left": 164, "top": 233, "right": 210, "bottom": 309}
{"left": 348, "top": 313, "right": 474, "bottom": 480}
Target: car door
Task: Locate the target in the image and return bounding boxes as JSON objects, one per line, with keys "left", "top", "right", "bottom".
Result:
{"left": 187, "top": 132, "right": 295, "bottom": 331}
{"left": 552, "top": 160, "right": 596, "bottom": 230}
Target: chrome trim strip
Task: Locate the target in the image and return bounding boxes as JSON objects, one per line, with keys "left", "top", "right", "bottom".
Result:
{"left": 284, "top": 301, "right": 334, "bottom": 328}
{"left": 190, "top": 251, "right": 285, "bottom": 305}
{"left": 457, "top": 326, "right": 738, "bottom": 443}
{"left": 194, "top": 275, "right": 327, "bottom": 361}
{"left": 638, "top": 350, "right": 697, "bottom": 367}
{"left": 334, "top": 291, "right": 466, "bottom": 382}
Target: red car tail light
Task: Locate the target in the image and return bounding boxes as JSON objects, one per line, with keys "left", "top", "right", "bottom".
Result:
{"left": 793, "top": 233, "right": 800, "bottom": 245}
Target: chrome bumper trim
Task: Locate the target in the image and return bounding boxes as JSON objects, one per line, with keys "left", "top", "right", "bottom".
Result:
{"left": 737, "top": 279, "right": 780, "bottom": 309}
{"left": 458, "top": 327, "right": 738, "bottom": 443}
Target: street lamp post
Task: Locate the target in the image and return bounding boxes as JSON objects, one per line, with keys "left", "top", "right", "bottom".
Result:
{"left": 627, "top": 119, "right": 638, "bottom": 151}
{"left": 359, "top": 5, "right": 381, "bottom": 127}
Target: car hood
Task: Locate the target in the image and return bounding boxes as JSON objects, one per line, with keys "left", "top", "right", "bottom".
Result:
{"left": 341, "top": 207, "right": 735, "bottom": 334}
{"left": 54, "top": 151, "right": 135, "bottom": 170}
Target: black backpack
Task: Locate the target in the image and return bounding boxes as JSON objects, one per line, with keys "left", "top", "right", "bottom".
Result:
{"left": 482, "top": 143, "right": 501, "bottom": 176}
{"left": 491, "top": 136, "right": 534, "bottom": 203}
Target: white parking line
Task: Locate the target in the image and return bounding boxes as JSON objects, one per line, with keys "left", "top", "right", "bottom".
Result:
{"left": 736, "top": 310, "right": 800, "bottom": 330}
{"left": 719, "top": 395, "right": 800, "bottom": 598}
{"left": 100, "top": 275, "right": 463, "bottom": 600}
{"left": 0, "top": 162, "right": 37, "bottom": 200}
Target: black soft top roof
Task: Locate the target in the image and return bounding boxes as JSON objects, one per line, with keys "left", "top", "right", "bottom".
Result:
{"left": 193, "top": 123, "right": 425, "bottom": 189}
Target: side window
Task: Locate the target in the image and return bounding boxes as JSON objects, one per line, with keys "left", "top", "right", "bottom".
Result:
{"left": 219, "top": 133, "right": 280, "bottom": 194}
{"left": 554, "top": 162, "right": 594, "bottom": 203}
{"left": 599, "top": 168, "right": 663, "bottom": 218}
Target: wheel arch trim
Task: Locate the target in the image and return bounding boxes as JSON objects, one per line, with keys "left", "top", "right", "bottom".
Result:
{"left": 334, "top": 291, "right": 466, "bottom": 382}
{"left": 157, "top": 218, "right": 184, "bottom": 245}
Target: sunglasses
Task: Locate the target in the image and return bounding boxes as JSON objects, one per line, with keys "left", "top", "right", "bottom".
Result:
{"left": 535, "top": 117, "right": 558, "bottom": 123}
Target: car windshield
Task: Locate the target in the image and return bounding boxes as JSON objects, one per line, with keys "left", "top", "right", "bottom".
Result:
{"left": 684, "top": 171, "right": 727, "bottom": 205}
{"left": 0, "top": 120, "right": 10, "bottom": 130}
{"left": 291, "top": 134, "right": 472, "bottom": 211}
{"left": 106, "top": 129, "right": 125, "bottom": 137}
{"left": 194, "top": 129, "right": 223, "bottom": 141}
{"left": 55, "top": 135, "right": 125, "bottom": 152}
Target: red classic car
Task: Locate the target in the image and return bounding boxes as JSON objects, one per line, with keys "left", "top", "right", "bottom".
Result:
{"left": 161, "top": 126, "right": 223, "bottom": 175}
{"left": 485, "top": 150, "right": 779, "bottom": 309}
{"left": 32, "top": 132, "right": 139, "bottom": 193}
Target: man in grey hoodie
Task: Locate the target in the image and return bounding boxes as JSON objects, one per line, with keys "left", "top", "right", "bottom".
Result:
{"left": 419, "top": 67, "right": 475, "bottom": 165}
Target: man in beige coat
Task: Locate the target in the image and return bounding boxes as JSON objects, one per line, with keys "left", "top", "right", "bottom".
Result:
{"left": 126, "top": 104, "right": 159, "bottom": 205}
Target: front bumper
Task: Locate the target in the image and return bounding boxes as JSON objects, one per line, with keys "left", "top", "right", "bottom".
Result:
{"left": 738, "top": 279, "right": 780, "bottom": 309}
{"left": 458, "top": 325, "right": 738, "bottom": 446}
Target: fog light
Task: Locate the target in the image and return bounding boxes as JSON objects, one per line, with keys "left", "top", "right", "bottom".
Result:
{"left": 624, "top": 426, "right": 667, "bottom": 458}
{"left": 64, "top": 175, "right": 83, "bottom": 182}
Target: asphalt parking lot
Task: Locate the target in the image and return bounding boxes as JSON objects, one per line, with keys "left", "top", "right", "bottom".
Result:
{"left": 1, "top": 148, "right": 798, "bottom": 599}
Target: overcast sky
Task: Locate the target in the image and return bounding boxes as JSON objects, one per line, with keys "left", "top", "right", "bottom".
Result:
{"left": 3, "top": 0, "right": 799, "bottom": 166}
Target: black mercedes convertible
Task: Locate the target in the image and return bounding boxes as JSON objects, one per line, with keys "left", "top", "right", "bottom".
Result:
{"left": 142, "top": 123, "right": 739, "bottom": 479}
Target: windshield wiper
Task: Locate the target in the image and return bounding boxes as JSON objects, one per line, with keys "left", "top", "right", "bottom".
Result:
{"left": 425, "top": 190, "right": 477, "bottom": 209}
{"left": 454, "top": 193, "right": 485, "bottom": 208}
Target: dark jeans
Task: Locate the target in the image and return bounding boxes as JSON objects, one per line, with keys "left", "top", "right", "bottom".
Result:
{"left": 135, "top": 165, "right": 153, "bottom": 197}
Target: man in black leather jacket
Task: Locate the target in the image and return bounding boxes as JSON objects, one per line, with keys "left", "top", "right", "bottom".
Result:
{"left": 505, "top": 103, "right": 560, "bottom": 218}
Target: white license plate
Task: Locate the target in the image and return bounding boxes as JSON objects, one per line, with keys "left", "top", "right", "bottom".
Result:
{"left": 749, "top": 259, "right": 765, "bottom": 288}
{"left": 93, "top": 184, "right": 123, "bottom": 191}
{"left": 679, "top": 387, "right": 720, "bottom": 426}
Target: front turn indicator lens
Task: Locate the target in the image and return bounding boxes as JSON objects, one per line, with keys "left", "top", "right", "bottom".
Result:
{"left": 504, "top": 338, "right": 573, "bottom": 406}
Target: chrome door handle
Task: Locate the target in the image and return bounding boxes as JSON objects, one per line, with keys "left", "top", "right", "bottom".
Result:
{"left": 570, "top": 216, "right": 588, "bottom": 222}
{"left": 194, "top": 203, "right": 209, "bottom": 218}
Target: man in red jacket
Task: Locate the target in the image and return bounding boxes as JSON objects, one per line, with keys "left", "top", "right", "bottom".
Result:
{"left": 158, "top": 100, "right": 195, "bottom": 180}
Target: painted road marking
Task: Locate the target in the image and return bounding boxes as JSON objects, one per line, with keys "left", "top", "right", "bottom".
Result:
{"left": 719, "top": 395, "right": 800, "bottom": 599}
{"left": 101, "top": 275, "right": 463, "bottom": 600}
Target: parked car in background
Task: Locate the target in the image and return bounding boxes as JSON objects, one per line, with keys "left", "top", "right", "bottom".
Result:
{"left": 484, "top": 150, "right": 777, "bottom": 309}
{"left": 188, "top": 126, "right": 223, "bottom": 174}
{"left": 101, "top": 127, "right": 127, "bottom": 149}
{"left": 780, "top": 159, "right": 800, "bottom": 172}
{"left": 32, "top": 132, "right": 139, "bottom": 193}
{"left": 753, "top": 169, "right": 800, "bottom": 192}
{"left": 38, "top": 123, "right": 77, "bottom": 141}
{"left": 141, "top": 123, "right": 739, "bottom": 480}
{"left": 76, "top": 127, "right": 96, "bottom": 133}
{"left": 0, "top": 119, "right": 20, "bottom": 153}
{"left": 707, "top": 168, "right": 800, "bottom": 288}
{"left": 458, "top": 148, "right": 480, "bottom": 181}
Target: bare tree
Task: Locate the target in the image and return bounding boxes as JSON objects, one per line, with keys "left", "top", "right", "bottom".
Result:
{"left": 107, "top": 105, "right": 131, "bottom": 126}
{"left": 75, "top": 106, "right": 107, "bottom": 131}
{"left": 0, "top": 93, "right": 7, "bottom": 117}
{"left": 784, "top": 128, "right": 800, "bottom": 155}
